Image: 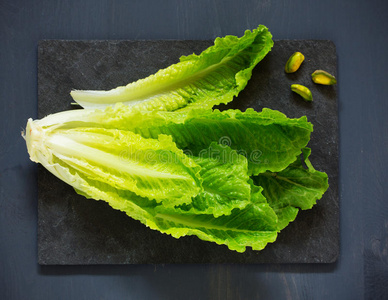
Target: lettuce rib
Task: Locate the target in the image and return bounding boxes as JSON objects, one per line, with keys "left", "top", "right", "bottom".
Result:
{"left": 26, "top": 119, "right": 202, "bottom": 207}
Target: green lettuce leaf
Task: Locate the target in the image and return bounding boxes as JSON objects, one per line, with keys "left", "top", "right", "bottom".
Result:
{"left": 139, "top": 108, "right": 313, "bottom": 176}
{"left": 150, "top": 200, "right": 279, "bottom": 253}
{"left": 253, "top": 147, "right": 329, "bottom": 230}
{"left": 35, "top": 105, "right": 313, "bottom": 175}
{"left": 79, "top": 175, "right": 279, "bottom": 253}
{"left": 70, "top": 25, "right": 273, "bottom": 110}
{"left": 25, "top": 119, "right": 202, "bottom": 207}
{"left": 176, "top": 142, "right": 252, "bottom": 217}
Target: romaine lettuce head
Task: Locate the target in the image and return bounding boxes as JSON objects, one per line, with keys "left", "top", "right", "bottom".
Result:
{"left": 24, "top": 110, "right": 327, "bottom": 252}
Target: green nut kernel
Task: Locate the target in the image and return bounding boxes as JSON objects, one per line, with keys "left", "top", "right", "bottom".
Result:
{"left": 291, "top": 84, "right": 313, "bottom": 101}
{"left": 285, "top": 52, "right": 305, "bottom": 73}
{"left": 311, "top": 70, "right": 337, "bottom": 85}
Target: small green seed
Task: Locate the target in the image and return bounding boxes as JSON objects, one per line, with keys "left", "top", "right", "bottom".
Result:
{"left": 285, "top": 52, "right": 305, "bottom": 73}
{"left": 311, "top": 70, "right": 337, "bottom": 85}
{"left": 291, "top": 84, "right": 313, "bottom": 101}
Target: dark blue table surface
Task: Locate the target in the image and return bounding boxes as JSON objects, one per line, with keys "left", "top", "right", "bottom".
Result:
{"left": 1, "top": 0, "right": 387, "bottom": 299}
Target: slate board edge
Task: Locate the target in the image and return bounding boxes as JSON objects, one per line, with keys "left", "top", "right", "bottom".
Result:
{"left": 37, "top": 39, "right": 339, "bottom": 265}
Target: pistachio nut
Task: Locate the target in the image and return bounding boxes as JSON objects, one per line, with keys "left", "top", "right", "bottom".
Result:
{"left": 285, "top": 52, "right": 305, "bottom": 73}
{"left": 291, "top": 84, "right": 313, "bottom": 101}
{"left": 311, "top": 70, "right": 337, "bottom": 85}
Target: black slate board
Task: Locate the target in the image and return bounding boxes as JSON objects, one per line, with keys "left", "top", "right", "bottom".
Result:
{"left": 37, "top": 39, "right": 339, "bottom": 264}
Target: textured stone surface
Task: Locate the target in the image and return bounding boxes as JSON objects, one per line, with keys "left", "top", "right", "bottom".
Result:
{"left": 37, "top": 39, "right": 339, "bottom": 264}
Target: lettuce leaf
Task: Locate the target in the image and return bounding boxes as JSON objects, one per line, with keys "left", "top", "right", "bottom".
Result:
{"left": 253, "top": 148, "right": 329, "bottom": 230}
{"left": 138, "top": 108, "right": 313, "bottom": 176}
{"left": 35, "top": 105, "right": 313, "bottom": 175}
{"left": 176, "top": 142, "right": 252, "bottom": 217}
{"left": 149, "top": 199, "right": 279, "bottom": 253}
{"left": 77, "top": 173, "right": 279, "bottom": 253}
{"left": 70, "top": 25, "right": 273, "bottom": 111}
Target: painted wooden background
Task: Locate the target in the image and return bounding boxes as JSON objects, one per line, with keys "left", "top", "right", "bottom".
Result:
{"left": 1, "top": 0, "right": 387, "bottom": 299}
